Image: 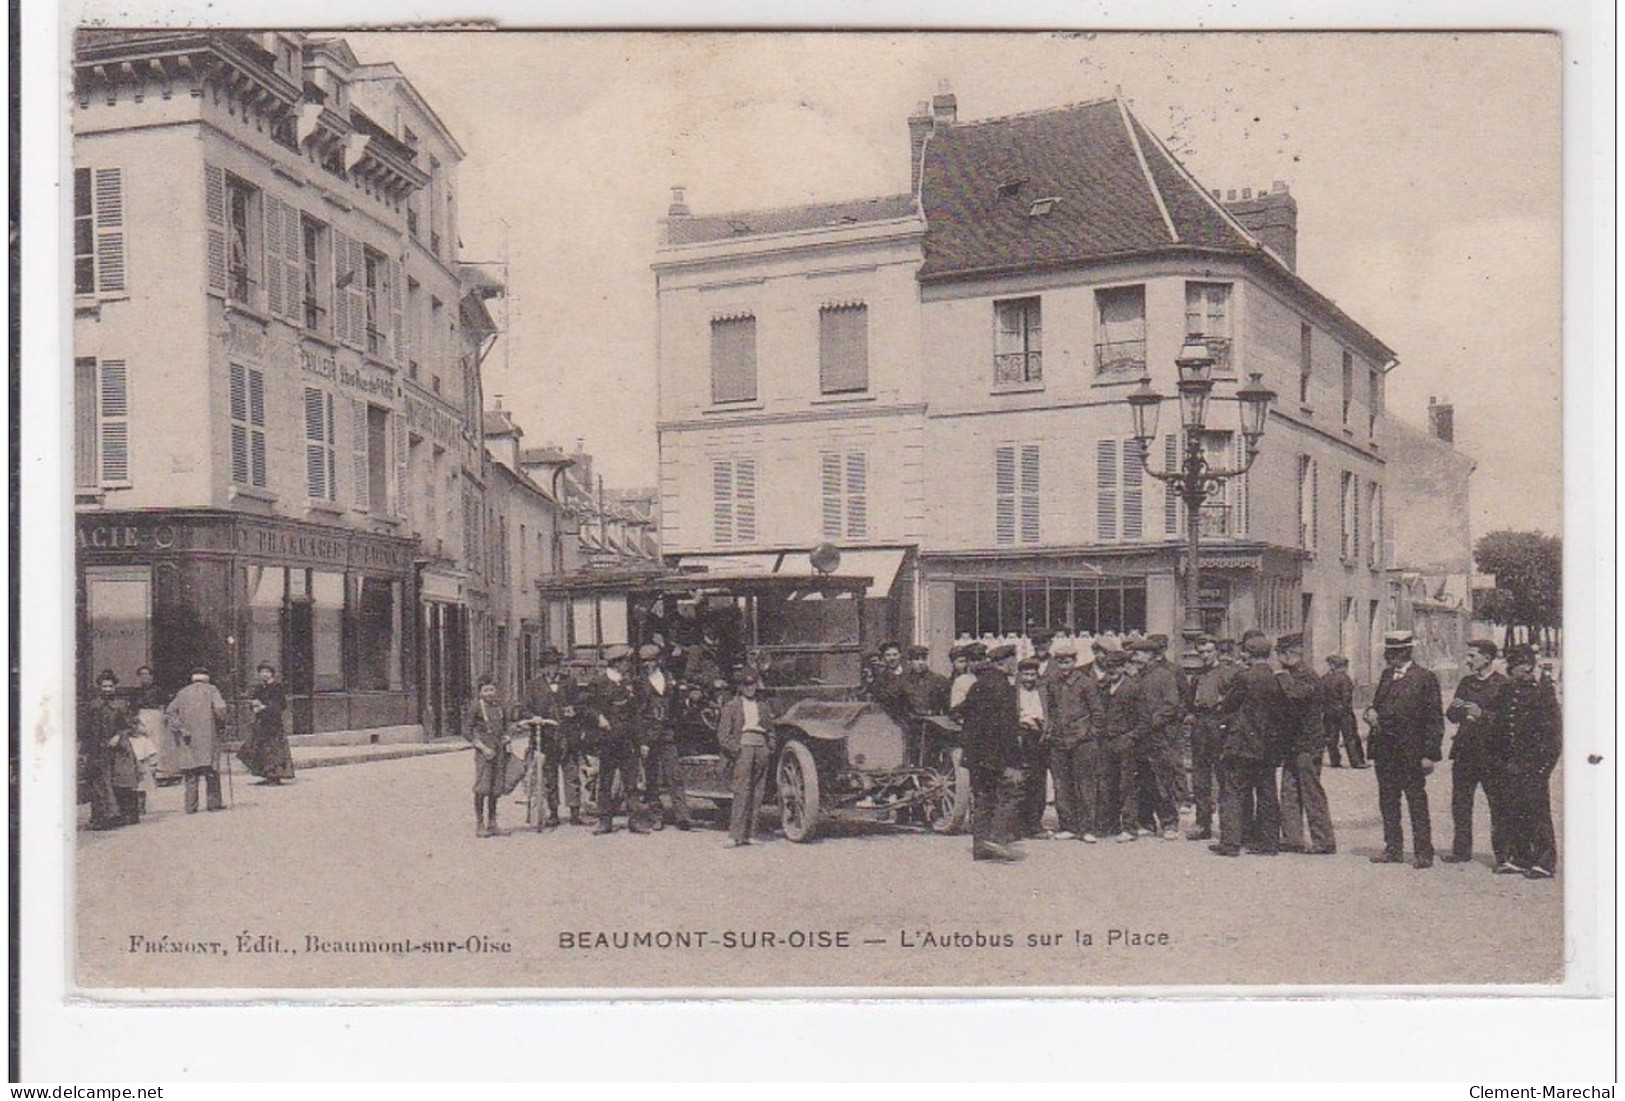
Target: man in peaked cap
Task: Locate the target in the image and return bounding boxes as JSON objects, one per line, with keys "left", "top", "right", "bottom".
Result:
{"left": 1442, "top": 639, "right": 1509, "bottom": 865}
{"left": 1276, "top": 632, "right": 1336, "bottom": 854}
{"left": 519, "top": 645, "right": 584, "bottom": 827}
{"left": 1491, "top": 644, "right": 1562, "bottom": 878}
{"left": 958, "top": 641, "right": 1026, "bottom": 862}
{"left": 1364, "top": 630, "right": 1445, "bottom": 868}
{"left": 893, "top": 644, "right": 951, "bottom": 720}
{"left": 1124, "top": 634, "right": 1183, "bottom": 840}
{"left": 587, "top": 644, "right": 648, "bottom": 835}
{"left": 1321, "top": 654, "right": 1365, "bottom": 768}
{"left": 635, "top": 641, "right": 695, "bottom": 832}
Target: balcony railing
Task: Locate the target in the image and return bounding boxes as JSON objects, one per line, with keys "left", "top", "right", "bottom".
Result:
{"left": 1200, "top": 336, "right": 1233, "bottom": 374}
{"left": 994, "top": 351, "right": 1043, "bottom": 385}
{"left": 1095, "top": 339, "right": 1146, "bottom": 376}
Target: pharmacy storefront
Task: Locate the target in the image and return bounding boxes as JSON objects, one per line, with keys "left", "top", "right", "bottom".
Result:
{"left": 76, "top": 510, "right": 418, "bottom": 738}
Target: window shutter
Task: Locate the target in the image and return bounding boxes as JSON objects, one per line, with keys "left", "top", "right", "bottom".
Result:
{"left": 819, "top": 305, "right": 869, "bottom": 393}
{"left": 846, "top": 451, "right": 868, "bottom": 538}
{"left": 734, "top": 459, "right": 756, "bottom": 544}
{"left": 1122, "top": 438, "right": 1143, "bottom": 540}
{"left": 74, "top": 358, "right": 97, "bottom": 488}
{"left": 389, "top": 258, "right": 404, "bottom": 366}
{"left": 97, "top": 360, "right": 129, "bottom": 484}
{"left": 1018, "top": 443, "right": 1040, "bottom": 544}
{"left": 283, "top": 206, "right": 303, "bottom": 324}
{"left": 712, "top": 460, "right": 734, "bottom": 544}
{"left": 1163, "top": 434, "right": 1180, "bottom": 534}
{"left": 93, "top": 168, "right": 125, "bottom": 294}
{"left": 264, "top": 197, "right": 285, "bottom": 318}
{"left": 331, "top": 231, "right": 351, "bottom": 344}
{"left": 1351, "top": 476, "right": 1361, "bottom": 561}
{"left": 352, "top": 398, "right": 371, "bottom": 512}
{"left": 204, "top": 163, "right": 227, "bottom": 294}
{"left": 393, "top": 416, "right": 409, "bottom": 518}
{"left": 1233, "top": 434, "right": 1249, "bottom": 535}
{"left": 710, "top": 317, "right": 757, "bottom": 403}
{"left": 305, "top": 387, "right": 327, "bottom": 499}
{"left": 1310, "top": 459, "right": 1320, "bottom": 552}
{"left": 820, "top": 452, "right": 842, "bottom": 539}
{"left": 995, "top": 444, "right": 1017, "bottom": 546}
{"left": 248, "top": 368, "right": 266, "bottom": 487}
{"left": 1095, "top": 439, "right": 1117, "bottom": 541}
{"left": 230, "top": 364, "right": 249, "bottom": 485}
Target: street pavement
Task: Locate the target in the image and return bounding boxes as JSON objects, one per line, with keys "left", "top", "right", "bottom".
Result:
{"left": 76, "top": 749, "right": 1565, "bottom": 991}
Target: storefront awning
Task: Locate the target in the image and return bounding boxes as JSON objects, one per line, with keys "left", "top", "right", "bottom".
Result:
{"left": 673, "top": 548, "right": 906, "bottom": 598}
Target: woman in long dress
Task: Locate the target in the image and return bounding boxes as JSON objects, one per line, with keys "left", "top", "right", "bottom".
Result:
{"left": 466, "top": 677, "right": 512, "bottom": 837}
{"left": 239, "top": 662, "right": 294, "bottom": 784}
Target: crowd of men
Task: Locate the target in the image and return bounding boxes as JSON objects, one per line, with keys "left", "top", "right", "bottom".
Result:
{"left": 903, "top": 627, "right": 1562, "bottom": 876}
{"left": 485, "top": 625, "right": 1561, "bottom": 877}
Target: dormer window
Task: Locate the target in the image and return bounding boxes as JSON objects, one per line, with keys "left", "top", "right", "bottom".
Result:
{"left": 1027, "top": 196, "right": 1061, "bottom": 217}
{"left": 994, "top": 178, "right": 1027, "bottom": 200}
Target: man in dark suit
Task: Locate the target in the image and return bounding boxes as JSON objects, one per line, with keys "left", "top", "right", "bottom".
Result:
{"left": 518, "top": 646, "right": 581, "bottom": 828}
{"left": 1493, "top": 645, "right": 1562, "bottom": 878}
{"left": 1320, "top": 654, "right": 1366, "bottom": 768}
{"left": 587, "top": 645, "right": 648, "bottom": 836}
{"left": 1212, "top": 633, "right": 1285, "bottom": 857}
{"left": 1276, "top": 632, "right": 1335, "bottom": 854}
{"left": 1129, "top": 635, "right": 1185, "bottom": 840}
{"left": 1442, "top": 639, "right": 1509, "bottom": 864}
{"left": 1365, "top": 630, "right": 1445, "bottom": 868}
{"left": 958, "top": 643, "right": 1026, "bottom": 862}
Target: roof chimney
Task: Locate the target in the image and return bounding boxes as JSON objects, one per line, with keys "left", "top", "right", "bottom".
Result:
{"left": 667, "top": 185, "right": 690, "bottom": 219}
{"left": 1221, "top": 180, "right": 1298, "bottom": 271}
{"left": 1428, "top": 397, "right": 1455, "bottom": 443}
{"left": 908, "top": 100, "right": 933, "bottom": 196}
{"left": 931, "top": 89, "right": 957, "bottom": 126}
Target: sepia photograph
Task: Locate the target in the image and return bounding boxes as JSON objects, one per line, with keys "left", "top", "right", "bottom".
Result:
{"left": 17, "top": 0, "right": 1618, "bottom": 1079}
{"left": 57, "top": 24, "right": 1587, "bottom": 1000}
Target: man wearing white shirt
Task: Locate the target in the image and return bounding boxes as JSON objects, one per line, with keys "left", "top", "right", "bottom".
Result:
{"left": 716, "top": 667, "right": 777, "bottom": 847}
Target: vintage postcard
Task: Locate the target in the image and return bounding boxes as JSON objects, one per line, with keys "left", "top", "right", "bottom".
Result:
{"left": 47, "top": 18, "right": 1602, "bottom": 1018}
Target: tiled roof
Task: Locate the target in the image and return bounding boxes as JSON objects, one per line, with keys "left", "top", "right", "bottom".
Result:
{"left": 665, "top": 194, "right": 919, "bottom": 246}
{"left": 918, "top": 98, "right": 1255, "bottom": 279}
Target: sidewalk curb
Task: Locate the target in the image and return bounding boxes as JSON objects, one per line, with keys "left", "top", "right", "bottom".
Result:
{"left": 290, "top": 742, "right": 467, "bottom": 770}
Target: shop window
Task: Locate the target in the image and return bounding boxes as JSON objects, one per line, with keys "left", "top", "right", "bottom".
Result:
{"left": 83, "top": 566, "right": 151, "bottom": 683}
{"left": 74, "top": 166, "right": 124, "bottom": 296}
{"left": 952, "top": 577, "right": 1149, "bottom": 638}
{"left": 311, "top": 570, "right": 344, "bottom": 693}
{"left": 819, "top": 304, "right": 868, "bottom": 394}
{"left": 353, "top": 576, "right": 403, "bottom": 691}
{"left": 245, "top": 566, "right": 285, "bottom": 677}
{"left": 711, "top": 315, "right": 758, "bottom": 404}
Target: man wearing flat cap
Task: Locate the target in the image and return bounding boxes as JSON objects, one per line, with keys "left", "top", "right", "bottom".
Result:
{"left": 1125, "top": 635, "right": 1183, "bottom": 840}
{"left": 958, "top": 642, "right": 1026, "bottom": 861}
{"left": 1211, "top": 634, "right": 1285, "bottom": 856}
{"left": 892, "top": 644, "right": 951, "bottom": 720}
{"left": 716, "top": 666, "right": 779, "bottom": 847}
{"left": 1276, "top": 633, "right": 1336, "bottom": 854}
{"left": 635, "top": 642, "right": 695, "bottom": 832}
{"left": 1490, "top": 645, "right": 1561, "bottom": 878}
{"left": 1365, "top": 630, "right": 1445, "bottom": 868}
{"left": 1320, "top": 654, "right": 1366, "bottom": 768}
{"left": 519, "top": 646, "right": 584, "bottom": 827}
{"left": 1044, "top": 640, "right": 1105, "bottom": 841}
{"left": 1442, "top": 639, "right": 1509, "bottom": 865}
{"left": 587, "top": 645, "right": 648, "bottom": 835}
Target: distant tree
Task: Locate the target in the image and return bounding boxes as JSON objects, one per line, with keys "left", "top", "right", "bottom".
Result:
{"left": 1471, "top": 530, "right": 1562, "bottom": 646}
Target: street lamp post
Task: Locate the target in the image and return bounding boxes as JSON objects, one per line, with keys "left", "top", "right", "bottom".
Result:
{"left": 1126, "top": 335, "right": 1278, "bottom": 642}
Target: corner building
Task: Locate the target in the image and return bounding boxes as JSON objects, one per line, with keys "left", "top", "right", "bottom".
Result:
{"left": 657, "top": 93, "right": 1397, "bottom": 685}
{"left": 73, "top": 32, "right": 489, "bottom": 737}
